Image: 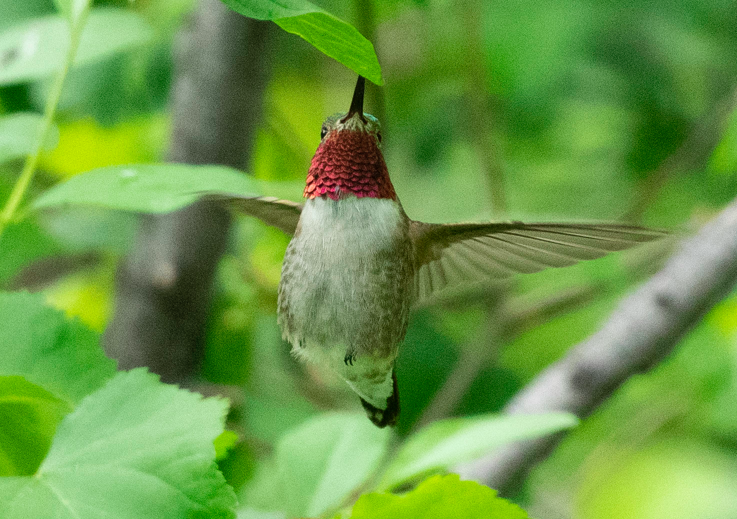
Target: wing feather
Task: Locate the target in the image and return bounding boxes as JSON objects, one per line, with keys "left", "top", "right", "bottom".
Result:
{"left": 500, "top": 231, "right": 605, "bottom": 259}
{"left": 457, "top": 240, "right": 518, "bottom": 276}
{"left": 437, "top": 246, "right": 472, "bottom": 286}
{"left": 483, "top": 234, "right": 579, "bottom": 268}
{"left": 204, "top": 194, "right": 303, "bottom": 235}
{"left": 417, "top": 264, "right": 433, "bottom": 302}
{"left": 430, "top": 257, "right": 448, "bottom": 293}
{"left": 411, "top": 220, "right": 666, "bottom": 301}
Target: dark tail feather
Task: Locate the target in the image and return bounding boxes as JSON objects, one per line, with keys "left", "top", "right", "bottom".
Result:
{"left": 360, "top": 371, "right": 399, "bottom": 428}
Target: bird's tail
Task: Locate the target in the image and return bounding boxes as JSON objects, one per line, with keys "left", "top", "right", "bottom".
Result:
{"left": 359, "top": 370, "right": 399, "bottom": 428}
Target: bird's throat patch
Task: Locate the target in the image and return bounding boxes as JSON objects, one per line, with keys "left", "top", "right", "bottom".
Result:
{"left": 304, "top": 130, "right": 397, "bottom": 200}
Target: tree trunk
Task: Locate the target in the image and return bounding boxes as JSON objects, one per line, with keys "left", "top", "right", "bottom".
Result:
{"left": 104, "top": 0, "right": 272, "bottom": 384}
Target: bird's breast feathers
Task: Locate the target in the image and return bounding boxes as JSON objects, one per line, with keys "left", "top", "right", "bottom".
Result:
{"left": 278, "top": 196, "right": 413, "bottom": 365}
{"left": 296, "top": 195, "right": 406, "bottom": 258}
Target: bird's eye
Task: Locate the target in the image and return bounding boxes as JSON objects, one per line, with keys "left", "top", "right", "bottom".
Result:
{"left": 320, "top": 126, "right": 327, "bottom": 139}
{"left": 377, "top": 132, "right": 382, "bottom": 143}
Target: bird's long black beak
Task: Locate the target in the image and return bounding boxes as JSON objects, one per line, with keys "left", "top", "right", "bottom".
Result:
{"left": 345, "top": 76, "right": 367, "bottom": 122}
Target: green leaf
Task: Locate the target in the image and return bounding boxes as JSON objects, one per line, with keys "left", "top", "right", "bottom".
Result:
{"left": 0, "top": 112, "right": 59, "bottom": 163}
{"left": 33, "top": 163, "right": 303, "bottom": 214}
{"left": 218, "top": 0, "right": 314, "bottom": 20}
{"left": 242, "top": 412, "right": 391, "bottom": 518}
{"left": 277, "top": 413, "right": 391, "bottom": 517}
{"left": 220, "top": 0, "right": 382, "bottom": 85}
{"left": 274, "top": 14, "right": 382, "bottom": 85}
{"left": 241, "top": 458, "right": 283, "bottom": 514}
{"left": 0, "top": 291, "right": 115, "bottom": 404}
{"left": 379, "top": 413, "right": 578, "bottom": 490}
{"left": 0, "top": 8, "right": 153, "bottom": 85}
{"left": 0, "top": 369, "right": 237, "bottom": 518}
{"left": 351, "top": 474, "right": 529, "bottom": 519}
{"left": 0, "top": 376, "right": 72, "bottom": 477}
{"left": 219, "top": 0, "right": 314, "bottom": 18}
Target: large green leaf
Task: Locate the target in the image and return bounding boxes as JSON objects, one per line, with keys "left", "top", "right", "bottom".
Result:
{"left": 351, "top": 474, "right": 529, "bottom": 519}
{"left": 0, "top": 8, "right": 153, "bottom": 85}
{"left": 378, "top": 413, "right": 578, "bottom": 490}
{"left": 242, "top": 412, "right": 391, "bottom": 518}
{"left": 0, "top": 113, "right": 59, "bottom": 164}
{"left": 0, "top": 376, "right": 72, "bottom": 477}
{"left": 33, "top": 163, "right": 303, "bottom": 214}
{"left": 220, "top": 0, "right": 382, "bottom": 85}
{"left": 0, "top": 291, "right": 115, "bottom": 405}
{"left": 0, "top": 369, "right": 237, "bottom": 518}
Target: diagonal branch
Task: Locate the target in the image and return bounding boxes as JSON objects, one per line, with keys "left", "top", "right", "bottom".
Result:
{"left": 456, "top": 196, "right": 737, "bottom": 495}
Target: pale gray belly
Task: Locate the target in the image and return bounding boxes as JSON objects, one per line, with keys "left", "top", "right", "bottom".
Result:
{"left": 277, "top": 225, "right": 413, "bottom": 361}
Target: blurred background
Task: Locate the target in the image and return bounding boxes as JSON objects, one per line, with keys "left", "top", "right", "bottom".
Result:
{"left": 2, "top": 0, "right": 737, "bottom": 517}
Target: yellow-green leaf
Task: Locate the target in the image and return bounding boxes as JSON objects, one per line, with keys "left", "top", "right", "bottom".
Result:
{"left": 0, "top": 377, "right": 72, "bottom": 477}
{"left": 351, "top": 474, "right": 529, "bottom": 519}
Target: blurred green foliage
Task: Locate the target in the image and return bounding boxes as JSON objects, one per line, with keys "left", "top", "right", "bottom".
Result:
{"left": 2, "top": 0, "right": 737, "bottom": 517}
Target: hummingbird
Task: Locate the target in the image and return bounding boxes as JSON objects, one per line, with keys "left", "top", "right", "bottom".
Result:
{"left": 214, "top": 76, "right": 664, "bottom": 427}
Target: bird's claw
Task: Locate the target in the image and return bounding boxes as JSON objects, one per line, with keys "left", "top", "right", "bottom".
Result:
{"left": 344, "top": 352, "right": 355, "bottom": 366}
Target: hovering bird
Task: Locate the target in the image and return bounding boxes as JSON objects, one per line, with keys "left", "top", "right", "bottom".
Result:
{"left": 214, "top": 76, "right": 664, "bottom": 427}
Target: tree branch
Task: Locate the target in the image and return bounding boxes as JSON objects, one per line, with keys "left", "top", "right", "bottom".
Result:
{"left": 456, "top": 196, "right": 737, "bottom": 495}
{"left": 462, "top": 0, "right": 506, "bottom": 216}
{"left": 103, "top": 0, "right": 272, "bottom": 383}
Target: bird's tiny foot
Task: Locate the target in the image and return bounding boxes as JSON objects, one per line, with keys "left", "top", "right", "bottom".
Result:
{"left": 344, "top": 352, "right": 355, "bottom": 366}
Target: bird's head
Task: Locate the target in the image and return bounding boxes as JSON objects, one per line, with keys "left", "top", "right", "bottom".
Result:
{"left": 304, "top": 76, "right": 396, "bottom": 201}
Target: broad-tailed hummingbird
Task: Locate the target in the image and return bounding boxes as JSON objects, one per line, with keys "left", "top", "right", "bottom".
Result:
{"left": 217, "top": 76, "right": 664, "bottom": 427}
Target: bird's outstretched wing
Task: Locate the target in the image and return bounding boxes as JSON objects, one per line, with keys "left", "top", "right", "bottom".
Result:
{"left": 205, "top": 194, "right": 303, "bottom": 235}
{"left": 410, "top": 221, "right": 667, "bottom": 302}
